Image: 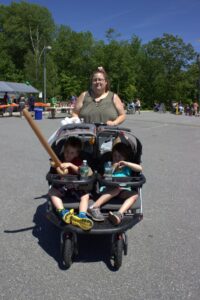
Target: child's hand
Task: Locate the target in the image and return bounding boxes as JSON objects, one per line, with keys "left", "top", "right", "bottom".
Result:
{"left": 60, "top": 162, "right": 72, "bottom": 170}
{"left": 50, "top": 160, "right": 56, "bottom": 167}
{"left": 117, "top": 161, "right": 127, "bottom": 169}
{"left": 112, "top": 161, "right": 125, "bottom": 171}
{"left": 56, "top": 166, "right": 68, "bottom": 175}
{"left": 112, "top": 162, "right": 119, "bottom": 171}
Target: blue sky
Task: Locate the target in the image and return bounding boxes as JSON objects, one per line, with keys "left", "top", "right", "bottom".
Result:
{"left": 1, "top": 0, "right": 200, "bottom": 52}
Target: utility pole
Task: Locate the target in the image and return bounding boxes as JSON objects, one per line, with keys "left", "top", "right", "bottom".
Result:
{"left": 43, "top": 46, "right": 52, "bottom": 102}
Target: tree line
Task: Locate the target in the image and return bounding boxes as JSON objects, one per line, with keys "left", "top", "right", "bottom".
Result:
{"left": 0, "top": 1, "right": 199, "bottom": 108}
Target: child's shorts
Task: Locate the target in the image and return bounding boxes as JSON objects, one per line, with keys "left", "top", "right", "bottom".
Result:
{"left": 100, "top": 186, "right": 138, "bottom": 199}
{"left": 48, "top": 185, "right": 86, "bottom": 200}
{"left": 118, "top": 189, "right": 138, "bottom": 199}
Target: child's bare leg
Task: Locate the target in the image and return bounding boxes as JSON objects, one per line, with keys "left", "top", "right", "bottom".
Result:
{"left": 88, "top": 188, "right": 120, "bottom": 222}
{"left": 119, "top": 194, "right": 138, "bottom": 214}
{"left": 79, "top": 193, "right": 90, "bottom": 213}
{"left": 50, "top": 195, "right": 73, "bottom": 224}
{"left": 109, "top": 194, "right": 138, "bottom": 225}
{"left": 51, "top": 195, "right": 64, "bottom": 210}
{"left": 93, "top": 188, "right": 120, "bottom": 208}
{"left": 71, "top": 193, "right": 93, "bottom": 231}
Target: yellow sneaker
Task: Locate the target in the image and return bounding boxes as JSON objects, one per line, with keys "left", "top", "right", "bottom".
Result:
{"left": 59, "top": 209, "right": 74, "bottom": 224}
{"left": 71, "top": 215, "right": 93, "bottom": 231}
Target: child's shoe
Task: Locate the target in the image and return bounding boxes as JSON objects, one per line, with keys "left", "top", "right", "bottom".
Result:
{"left": 108, "top": 211, "right": 123, "bottom": 225}
{"left": 71, "top": 213, "right": 93, "bottom": 231}
{"left": 87, "top": 206, "right": 105, "bottom": 222}
{"left": 58, "top": 208, "right": 74, "bottom": 224}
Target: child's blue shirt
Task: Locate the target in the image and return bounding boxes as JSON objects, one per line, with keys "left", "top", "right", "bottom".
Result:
{"left": 100, "top": 166, "right": 132, "bottom": 192}
{"left": 112, "top": 166, "right": 132, "bottom": 177}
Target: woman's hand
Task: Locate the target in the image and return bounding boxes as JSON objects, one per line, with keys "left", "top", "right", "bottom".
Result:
{"left": 72, "top": 92, "right": 86, "bottom": 118}
{"left": 106, "top": 120, "right": 116, "bottom": 126}
{"left": 112, "top": 94, "right": 126, "bottom": 125}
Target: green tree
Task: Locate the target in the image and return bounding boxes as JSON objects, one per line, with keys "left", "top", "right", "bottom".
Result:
{"left": 0, "top": 1, "right": 55, "bottom": 88}
{"left": 60, "top": 73, "right": 81, "bottom": 99}
{"left": 105, "top": 28, "right": 121, "bottom": 42}
{"left": 141, "top": 33, "right": 196, "bottom": 107}
{"left": 102, "top": 34, "right": 142, "bottom": 101}
{"left": 53, "top": 25, "right": 96, "bottom": 91}
{"left": 0, "top": 2, "right": 198, "bottom": 108}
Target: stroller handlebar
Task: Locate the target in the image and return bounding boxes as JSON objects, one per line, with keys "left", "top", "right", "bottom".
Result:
{"left": 46, "top": 172, "right": 146, "bottom": 189}
{"left": 97, "top": 173, "right": 146, "bottom": 188}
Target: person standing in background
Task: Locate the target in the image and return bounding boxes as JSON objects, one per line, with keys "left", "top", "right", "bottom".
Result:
{"left": 18, "top": 94, "right": 26, "bottom": 118}
{"left": 135, "top": 98, "right": 141, "bottom": 114}
{"left": 3, "top": 92, "right": 9, "bottom": 114}
{"left": 193, "top": 101, "right": 199, "bottom": 116}
{"left": 28, "top": 94, "right": 35, "bottom": 112}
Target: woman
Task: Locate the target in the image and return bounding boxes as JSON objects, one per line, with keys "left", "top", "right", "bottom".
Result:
{"left": 72, "top": 67, "right": 126, "bottom": 125}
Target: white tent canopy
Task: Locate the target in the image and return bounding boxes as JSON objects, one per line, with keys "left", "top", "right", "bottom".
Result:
{"left": 0, "top": 81, "right": 39, "bottom": 94}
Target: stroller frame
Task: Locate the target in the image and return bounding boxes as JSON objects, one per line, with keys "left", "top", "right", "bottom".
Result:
{"left": 46, "top": 124, "right": 146, "bottom": 269}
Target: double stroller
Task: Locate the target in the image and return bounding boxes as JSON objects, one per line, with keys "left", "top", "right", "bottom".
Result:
{"left": 46, "top": 123, "right": 146, "bottom": 270}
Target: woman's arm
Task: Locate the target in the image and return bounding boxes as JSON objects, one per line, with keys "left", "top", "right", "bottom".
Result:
{"left": 107, "top": 94, "right": 126, "bottom": 126}
{"left": 72, "top": 92, "right": 86, "bottom": 118}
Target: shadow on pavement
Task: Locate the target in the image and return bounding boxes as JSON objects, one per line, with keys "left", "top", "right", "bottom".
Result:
{"left": 32, "top": 200, "right": 117, "bottom": 271}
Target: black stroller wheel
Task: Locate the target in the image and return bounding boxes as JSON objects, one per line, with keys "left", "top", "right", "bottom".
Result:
{"left": 113, "top": 235, "right": 123, "bottom": 270}
{"left": 63, "top": 238, "right": 74, "bottom": 269}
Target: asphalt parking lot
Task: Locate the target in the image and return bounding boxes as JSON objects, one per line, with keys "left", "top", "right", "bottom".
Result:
{"left": 1, "top": 112, "right": 200, "bottom": 300}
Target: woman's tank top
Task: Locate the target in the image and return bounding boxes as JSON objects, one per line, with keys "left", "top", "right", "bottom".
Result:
{"left": 79, "top": 91, "right": 118, "bottom": 123}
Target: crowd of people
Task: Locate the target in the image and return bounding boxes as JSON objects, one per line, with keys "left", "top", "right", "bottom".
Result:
{"left": 0, "top": 92, "right": 36, "bottom": 116}
{"left": 153, "top": 101, "right": 199, "bottom": 116}
{"left": 171, "top": 101, "right": 199, "bottom": 116}
{"left": 0, "top": 93, "right": 75, "bottom": 116}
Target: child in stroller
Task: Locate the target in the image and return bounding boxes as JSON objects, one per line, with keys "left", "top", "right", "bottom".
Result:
{"left": 87, "top": 142, "right": 142, "bottom": 225}
{"left": 49, "top": 136, "right": 93, "bottom": 231}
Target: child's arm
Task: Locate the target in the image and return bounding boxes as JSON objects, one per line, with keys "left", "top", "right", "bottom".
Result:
{"left": 60, "top": 162, "right": 93, "bottom": 176}
{"left": 116, "top": 161, "right": 142, "bottom": 173}
{"left": 60, "top": 162, "right": 79, "bottom": 173}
